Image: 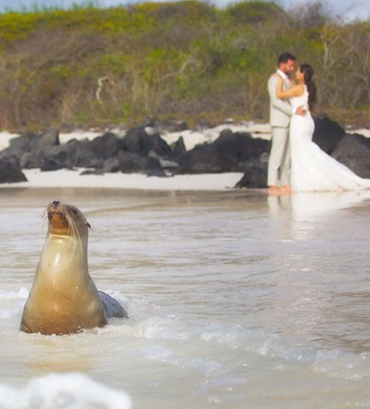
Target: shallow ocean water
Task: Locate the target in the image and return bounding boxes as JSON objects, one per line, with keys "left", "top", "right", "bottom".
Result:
{"left": 1, "top": 187, "right": 370, "bottom": 408}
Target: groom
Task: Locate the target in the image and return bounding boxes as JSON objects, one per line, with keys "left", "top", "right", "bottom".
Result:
{"left": 267, "top": 52, "right": 305, "bottom": 194}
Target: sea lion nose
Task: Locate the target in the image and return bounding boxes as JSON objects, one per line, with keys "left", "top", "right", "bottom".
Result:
{"left": 53, "top": 201, "right": 60, "bottom": 206}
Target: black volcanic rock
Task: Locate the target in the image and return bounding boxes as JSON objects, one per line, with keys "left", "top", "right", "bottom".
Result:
{"left": 80, "top": 169, "right": 104, "bottom": 176}
{"left": 176, "top": 144, "right": 237, "bottom": 174}
{"left": 19, "top": 151, "right": 43, "bottom": 169}
{"left": 36, "top": 127, "right": 60, "bottom": 151}
{"left": 172, "top": 136, "right": 186, "bottom": 157}
{"left": 331, "top": 133, "right": 370, "bottom": 178}
{"left": 103, "top": 157, "right": 120, "bottom": 173}
{"left": 90, "top": 132, "right": 125, "bottom": 159}
{"left": 234, "top": 152, "right": 269, "bottom": 189}
{"left": 234, "top": 166, "right": 267, "bottom": 188}
{"left": 0, "top": 128, "right": 60, "bottom": 167}
{"left": 176, "top": 130, "right": 270, "bottom": 174}
{"left": 313, "top": 116, "right": 345, "bottom": 154}
{"left": 40, "top": 144, "right": 73, "bottom": 171}
{"left": 146, "top": 157, "right": 167, "bottom": 177}
{"left": 117, "top": 151, "right": 165, "bottom": 176}
{"left": 0, "top": 133, "right": 37, "bottom": 163}
{"left": 65, "top": 139, "right": 104, "bottom": 168}
{"left": 6, "top": 133, "right": 39, "bottom": 155}
{"left": 40, "top": 139, "right": 103, "bottom": 171}
{"left": 123, "top": 127, "right": 172, "bottom": 157}
{"left": 213, "top": 129, "right": 270, "bottom": 161}
{"left": 0, "top": 159, "right": 27, "bottom": 183}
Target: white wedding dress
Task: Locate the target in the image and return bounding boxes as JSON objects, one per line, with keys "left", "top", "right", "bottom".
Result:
{"left": 289, "top": 86, "right": 370, "bottom": 192}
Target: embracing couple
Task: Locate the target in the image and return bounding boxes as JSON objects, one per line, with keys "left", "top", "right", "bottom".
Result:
{"left": 267, "top": 52, "right": 370, "bottom": 193}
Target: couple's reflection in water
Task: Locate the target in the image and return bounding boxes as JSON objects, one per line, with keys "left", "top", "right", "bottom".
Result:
{"left": 268, "top": 190, "right": 370, "bottom": 238}
{"left": 265, "top": 190, "right": 370, "bottom": 350}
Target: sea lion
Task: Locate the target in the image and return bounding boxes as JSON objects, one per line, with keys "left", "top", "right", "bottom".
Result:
{"left": 20, "top": 201, "right": 127, "bottom": 335}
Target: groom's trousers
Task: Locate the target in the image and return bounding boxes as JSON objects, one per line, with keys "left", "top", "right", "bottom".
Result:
{"left": 267, "top": 126, "right": 290, "bottom": 187}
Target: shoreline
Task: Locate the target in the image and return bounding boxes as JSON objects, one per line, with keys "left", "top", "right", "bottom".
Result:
{"left": 0, "top": 168, "right": 245, "bottom": 192}
{"left": 1, "top": 120, "right": 370, "bottom": 193}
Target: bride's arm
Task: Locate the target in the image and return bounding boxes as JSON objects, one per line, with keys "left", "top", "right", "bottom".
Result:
{"left": 268, "top": 74, "right": 293, "bottom": 117}
{"left": 276, "top": 76, "right": 304, "bottom": 99}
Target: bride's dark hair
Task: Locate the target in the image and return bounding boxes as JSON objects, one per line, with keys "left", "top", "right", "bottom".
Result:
{"left": 300, "top": 64, "right": 317, "bottom": 111}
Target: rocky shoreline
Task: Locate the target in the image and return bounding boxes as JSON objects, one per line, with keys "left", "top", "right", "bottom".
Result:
{"left": 0, "top": 116, "right": 369, "bottom": 188}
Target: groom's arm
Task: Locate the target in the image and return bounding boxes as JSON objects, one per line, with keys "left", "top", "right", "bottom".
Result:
{"left": 268, "top": 75, "right": 294, "bottom": 117}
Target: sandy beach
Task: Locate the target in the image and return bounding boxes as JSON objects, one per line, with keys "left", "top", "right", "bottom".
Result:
{"left": 1, "top": 168, "right": 244, "bottom": 191}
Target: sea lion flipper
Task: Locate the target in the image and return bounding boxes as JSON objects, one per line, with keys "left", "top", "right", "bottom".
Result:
{"left": 20, "top": 320, "right": 32, "bottom": 334}
{"left": 98, "top": 290, "right": 128, "bottom": 319}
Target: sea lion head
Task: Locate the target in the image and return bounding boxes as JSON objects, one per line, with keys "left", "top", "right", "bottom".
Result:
{"left": 47, "top": 201, "right": 91, "bottom": 236}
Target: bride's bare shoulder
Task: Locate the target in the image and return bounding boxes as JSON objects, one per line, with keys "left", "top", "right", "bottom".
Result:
{"left": 296, "top": 83, "right": 305, "bottom": 95}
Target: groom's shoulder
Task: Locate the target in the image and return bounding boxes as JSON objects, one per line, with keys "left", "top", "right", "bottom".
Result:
{"left": 268, "top": 73, "right": 279, "bottom": 84}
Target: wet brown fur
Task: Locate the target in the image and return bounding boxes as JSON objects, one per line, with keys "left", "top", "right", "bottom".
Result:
{"left": 20, "top": 201, "right": 125, "bottom": 336}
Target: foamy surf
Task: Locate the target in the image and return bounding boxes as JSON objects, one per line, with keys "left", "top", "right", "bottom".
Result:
{"left": 0, "top": 373, "right": 131, "bottom": 409}
{"left": 0, "top": 288, "right": 29, "bottom": 300}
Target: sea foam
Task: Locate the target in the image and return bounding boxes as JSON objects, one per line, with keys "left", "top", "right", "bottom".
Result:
{"left": 0, "top": 373, "right": 131, "bottom": 409}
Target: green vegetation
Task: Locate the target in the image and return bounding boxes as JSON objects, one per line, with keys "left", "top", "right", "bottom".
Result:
{"left": 0, "top": 1, "right": 369, "bottom": 130}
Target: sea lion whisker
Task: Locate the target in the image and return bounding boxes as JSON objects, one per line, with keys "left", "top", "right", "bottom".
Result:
{"left": 70, "top": 220, "right": 82, "bottom": 257}
{"left": 41, "top": 218, "right": 48, "bottom": 240}
{"left": 67, "top": 212, "right": 85, "bottom": 258}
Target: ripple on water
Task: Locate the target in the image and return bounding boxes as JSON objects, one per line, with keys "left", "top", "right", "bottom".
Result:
{"left": 1, "top": 188, "right": 370, "bottom": 408}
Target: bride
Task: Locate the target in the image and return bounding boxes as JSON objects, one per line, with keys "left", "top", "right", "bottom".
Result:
{"left": 276, "top": 64, "right": 370, "bottom": 192}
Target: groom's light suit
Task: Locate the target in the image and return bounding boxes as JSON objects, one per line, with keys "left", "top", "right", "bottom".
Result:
{"left": 267, "top": 70, "right": 294, "bottom": 187}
